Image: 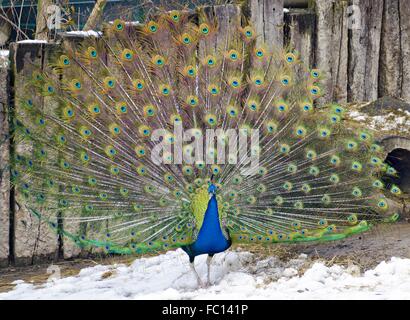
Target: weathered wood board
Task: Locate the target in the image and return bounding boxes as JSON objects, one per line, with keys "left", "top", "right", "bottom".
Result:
{"left": 0, "top": 51, "right": 10, "bottom": 267}
{"left": 10, "top": 43, "right": 60, "bottom": 266}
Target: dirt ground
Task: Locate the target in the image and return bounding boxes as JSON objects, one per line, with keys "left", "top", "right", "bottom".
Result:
{"left": 240, "top": 222, "right": 410, "bottom": 270}
{"left": 0, "top": 222, "right": 409, "bottom": 294}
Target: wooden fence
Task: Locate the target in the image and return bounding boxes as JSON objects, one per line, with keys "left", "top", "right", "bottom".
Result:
{"left": 1, "top": 0, "right": 410, "bottom": 267}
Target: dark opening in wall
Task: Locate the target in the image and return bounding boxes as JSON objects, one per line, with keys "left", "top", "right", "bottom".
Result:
{"left": 384, "top": 148, "right": 410, "bottom": 194}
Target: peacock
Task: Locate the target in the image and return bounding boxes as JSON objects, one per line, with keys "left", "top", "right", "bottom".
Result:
{"left": 10, "top": 8, "right": 402, "bottom": 287}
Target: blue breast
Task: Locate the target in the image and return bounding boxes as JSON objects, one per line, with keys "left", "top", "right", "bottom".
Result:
{"left": 183, "top": 195, "right": 231, "bottom": 258}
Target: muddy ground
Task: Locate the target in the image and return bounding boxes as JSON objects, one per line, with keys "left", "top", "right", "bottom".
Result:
{"left": 0, "top": 222, "right": 409, "bottom": 294}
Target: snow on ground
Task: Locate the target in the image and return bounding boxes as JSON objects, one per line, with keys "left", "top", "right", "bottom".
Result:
{"left": 1, "top": 249, "right": 410, "bottom": 300}
{"left": 348, "top": 109, "right": 410, "bottom": 134}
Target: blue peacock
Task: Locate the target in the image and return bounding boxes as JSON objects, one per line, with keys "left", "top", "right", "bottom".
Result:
{"left": 11, "top": 9, "right": 402, "bottom": 286}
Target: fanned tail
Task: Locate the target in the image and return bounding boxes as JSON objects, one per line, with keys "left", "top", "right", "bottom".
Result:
{"left": 11, "top": 7, "right": 402, "bottom": 255}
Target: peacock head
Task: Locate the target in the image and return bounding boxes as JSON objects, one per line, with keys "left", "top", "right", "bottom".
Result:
{"left": 208, "top": 174, "right": 218, "bottom": 196}
{"left": 208, "top": 183, "right": 217, "bottom": 195}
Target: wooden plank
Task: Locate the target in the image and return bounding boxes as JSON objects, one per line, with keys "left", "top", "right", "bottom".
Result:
{"left": 284, "top": 8, "right": 316, "bottom": 69}
{"left": 199, "top": 4, "right": 241, "bottom": 53}
{"left": 11, "top": 42, "right": 60, "bottom": 266}
{"left": 248, "top": 0, "right": 284, "bottom": 50}
{"left": 0, "top": 51, "right": 10, "bottom": 267}
{"left": 378, "top": 0, "right": 402, "bottom": 99}
{"left": 315, "top": 0, "right": 349, "bottom": 104}
{"left": 58, "top": 35, "right": 88, "bottom": 260}
{"left": 347, "top": 0, "right": 383, "bottom": 102}
{"left": 399, "top": 0, "right": 410, "bottom": 102}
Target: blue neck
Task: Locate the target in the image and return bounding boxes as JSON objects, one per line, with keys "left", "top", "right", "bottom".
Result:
{"left": 201, "top": 195, "right": 220, "bottom": 228}
{"left": 187, "top": 194, "right": 231, "bottom": 257}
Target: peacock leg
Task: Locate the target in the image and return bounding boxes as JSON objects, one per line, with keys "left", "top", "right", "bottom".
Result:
{"left": 189, "top": 261, "right": 204, "bottom": 287}
{"left": 206, "top": 254, "right": 214, "bottom": 286}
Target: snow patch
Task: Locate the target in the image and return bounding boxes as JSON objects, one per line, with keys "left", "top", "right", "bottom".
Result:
{"left": 66, "top": 30, "right": 102, "bottom": 37}
{"left": 1, "top": 250, "right": 410, "bottom": 300}
{"left": 17, "top": 39, "right": 48, "bottom": 44}
{"left": 0, "top": 50, "right": 9, "bottom": 57}
{"left": 348, "top": 109, "right": 410, "bottom": 133}
{"left": 0, "top": 50, "right": 9, "bottom": 67}
{"left": 108, "top": 21, "right": 141, "bottom": 26}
